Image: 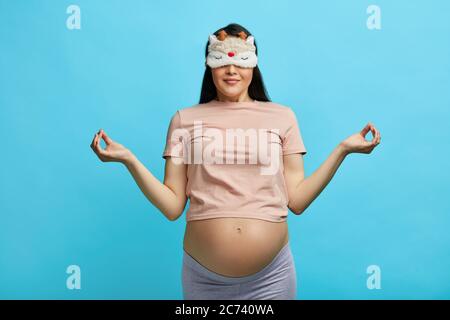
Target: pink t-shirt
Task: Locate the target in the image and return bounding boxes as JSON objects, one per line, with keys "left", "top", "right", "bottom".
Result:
{"left": 162, "top": 99, "right": 307, "bottom": 223}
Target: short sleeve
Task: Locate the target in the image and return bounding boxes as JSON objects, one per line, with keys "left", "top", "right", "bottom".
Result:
{"left": 282, "top": 108, "right": 307, "bottom": 155}
{"left": 162, "top": 111, "right": 186, "bottom": 159}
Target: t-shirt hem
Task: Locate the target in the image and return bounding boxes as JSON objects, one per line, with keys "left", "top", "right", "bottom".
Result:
{"left": 186, "top": 211, "right": 288, "bottom": 223}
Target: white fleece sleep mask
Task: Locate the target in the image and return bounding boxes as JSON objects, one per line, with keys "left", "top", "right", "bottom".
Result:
{"left": 206, "top": 30, "right": 258, "bottom": 69}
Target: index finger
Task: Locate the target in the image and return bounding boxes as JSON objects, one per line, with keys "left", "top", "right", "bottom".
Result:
{"left": 90, "top": 133, "right": 98, "bottom": 149}
{"left": 370, "top": 125, "right": 379, "bottom": 142}
{"left": 360, "top": 122, "right": 371, "bottom": 136}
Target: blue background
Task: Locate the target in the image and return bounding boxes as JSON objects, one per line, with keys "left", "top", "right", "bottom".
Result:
{"left": 1, "top": 0, "right": 449, "bottom": 299}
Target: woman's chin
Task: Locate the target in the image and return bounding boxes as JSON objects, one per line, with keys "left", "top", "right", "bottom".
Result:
{"left": 220, "top": 88, "right": 242, "bottom": 97}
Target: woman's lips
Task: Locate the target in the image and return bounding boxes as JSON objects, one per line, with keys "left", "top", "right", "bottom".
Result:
{"left": 224, "top": 79, "right": 240, "bottom": 85}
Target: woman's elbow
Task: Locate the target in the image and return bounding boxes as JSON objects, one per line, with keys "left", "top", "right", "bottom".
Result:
{"left": 167, "top": 211, "right": 183, "bottom": 221}
{"left": 289, "top": 203, "right": 304, "bottom": 215}
{"left": 166, "top": 204, "right": 186, "bottom": 221}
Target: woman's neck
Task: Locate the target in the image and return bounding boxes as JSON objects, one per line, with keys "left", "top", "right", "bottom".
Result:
{"left": 215, "top": 91, "right": 253, "bottom": 103}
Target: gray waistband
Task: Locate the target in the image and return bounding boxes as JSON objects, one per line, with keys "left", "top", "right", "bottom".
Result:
{"left": 183, "top": 241, "right": 291, "bottom": 284}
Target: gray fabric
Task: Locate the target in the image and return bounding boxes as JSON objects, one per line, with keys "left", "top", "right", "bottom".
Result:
{"left": 182, "top": 241, "right": 297, "bottom": 300}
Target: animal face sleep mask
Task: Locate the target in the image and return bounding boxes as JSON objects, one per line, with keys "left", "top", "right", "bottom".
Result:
{"left": 206, "top": 30, "right": 258, "bottom": 69}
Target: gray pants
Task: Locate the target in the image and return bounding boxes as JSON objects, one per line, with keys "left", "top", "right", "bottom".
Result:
{"left": 182, "top": 241, "right": 297, "bottom": 300}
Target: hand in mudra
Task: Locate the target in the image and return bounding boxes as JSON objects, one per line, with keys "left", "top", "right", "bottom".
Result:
{"left": 90, "top": 129, "right": 133, "bottom": 164}
{"left": 340, "top": 122, "right": 381, "bottom": 155}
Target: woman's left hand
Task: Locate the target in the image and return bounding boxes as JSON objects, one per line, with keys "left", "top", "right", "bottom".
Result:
{"left": 339, "top": 122, "right": 381, "bottom": 155}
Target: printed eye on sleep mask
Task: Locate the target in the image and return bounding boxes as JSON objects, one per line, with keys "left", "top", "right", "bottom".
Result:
{"left": 206, "top": 29, "right": 258, "bottom": 69}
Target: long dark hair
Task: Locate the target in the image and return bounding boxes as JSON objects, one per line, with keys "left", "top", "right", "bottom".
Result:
{"left": 199, "top": 23, "right": 271, "bottom": 104}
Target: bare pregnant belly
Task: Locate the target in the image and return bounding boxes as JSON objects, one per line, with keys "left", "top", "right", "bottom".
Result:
{"left": 183, "top": 218, "right": 289, "bottom": 277}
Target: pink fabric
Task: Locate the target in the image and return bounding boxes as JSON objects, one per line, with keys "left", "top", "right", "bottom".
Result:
{"left": 162, "top": 99, "right": 307, "bottom": 223}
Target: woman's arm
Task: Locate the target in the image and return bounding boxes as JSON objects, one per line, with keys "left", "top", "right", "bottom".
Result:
{"left": 284, "top": 144, "right": 347, "bottom": 214}
{"left": 91, "top": 129, "right": 188, "bottom": 221}
{"left": 284, "top": 122, "right": 381, "bottom": 215}
{"left": 124, "top": 155, "right": 187, "bottom": 221}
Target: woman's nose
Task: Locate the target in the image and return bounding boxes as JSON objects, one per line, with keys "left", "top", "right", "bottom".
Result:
{"left": 226, "top": 64, "right": 237, "bottom": 73}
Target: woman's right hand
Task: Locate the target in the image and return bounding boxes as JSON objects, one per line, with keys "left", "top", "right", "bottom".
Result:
{"left": 90, "top": 129, "right": 134, "bottom": 164}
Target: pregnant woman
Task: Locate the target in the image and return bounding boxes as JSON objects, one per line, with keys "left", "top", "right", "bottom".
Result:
{"left": 90, "top": 23, "right": 381, "bottom": 300}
